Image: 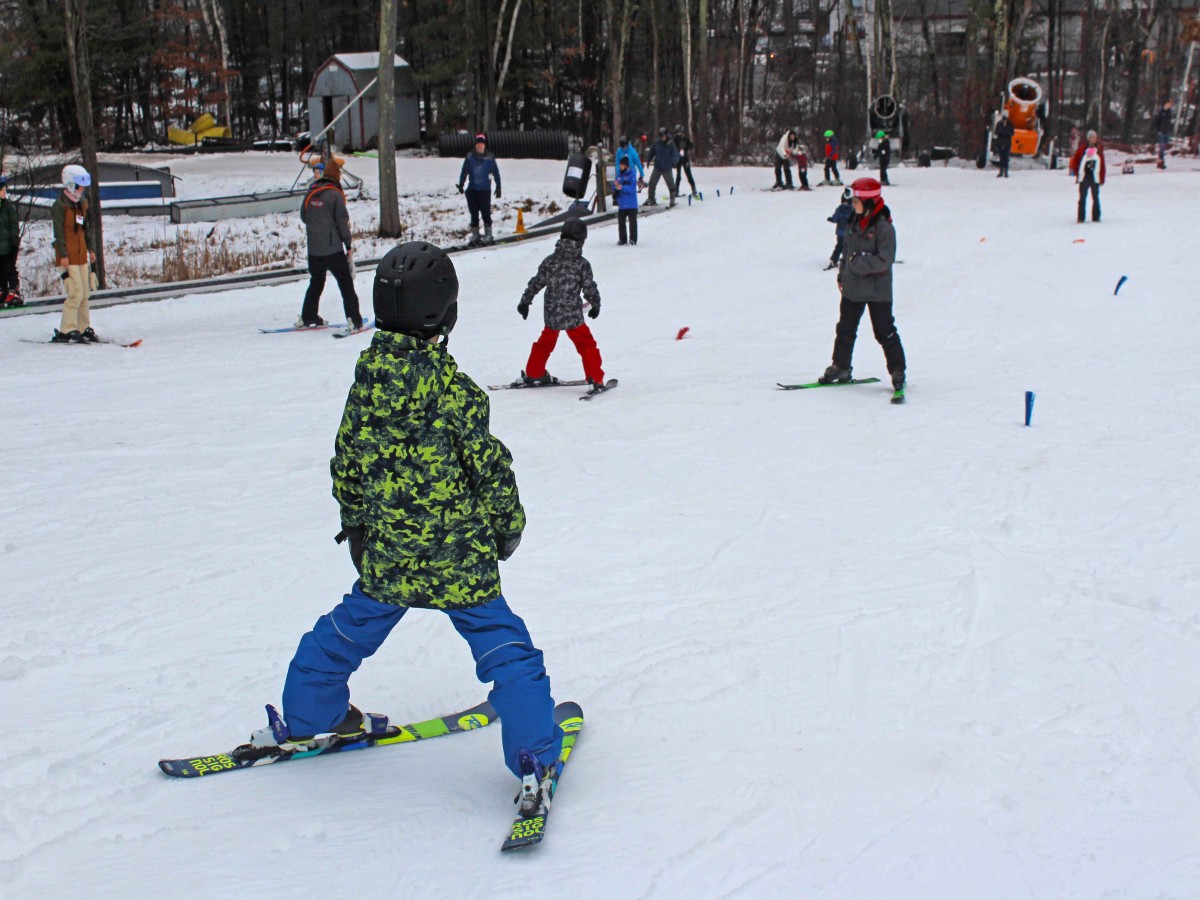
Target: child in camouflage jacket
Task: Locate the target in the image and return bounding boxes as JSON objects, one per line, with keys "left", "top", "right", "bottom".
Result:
{"left": 272, "top": 241, "right": 564, "bottom": 781}
{"left": 516, "top": 217, "right": 606, "bottom": 387}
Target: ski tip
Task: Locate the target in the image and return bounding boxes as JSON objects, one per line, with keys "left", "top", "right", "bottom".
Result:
{"left": 553, "top": 701, "right": 584, "bottom": 722}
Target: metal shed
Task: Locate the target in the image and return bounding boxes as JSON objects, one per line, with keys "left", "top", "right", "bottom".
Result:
{"left": 307, "top": 53, "right": 420, "bottom": 151}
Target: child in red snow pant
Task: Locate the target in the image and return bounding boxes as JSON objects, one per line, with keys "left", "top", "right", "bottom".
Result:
{"left": 524, "top": 323, "right": 604, "bottom": 383}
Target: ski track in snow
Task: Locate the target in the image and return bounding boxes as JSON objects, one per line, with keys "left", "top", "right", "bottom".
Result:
{"left": 2, "top": 157, "right": 1200, "bottom": 897}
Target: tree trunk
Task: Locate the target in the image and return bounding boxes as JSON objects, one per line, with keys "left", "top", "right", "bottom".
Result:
{"left": 63, "top": 0, "right": 105, "bottom": 288}
{"left": 1005, "top": 0, "right": 1034, "bottom": 87}
{"left": 378, "top": 0, "right": 402, "bottom": 238}
{"left": 735, "top": 0, "right": 748, "bottom": 149}
{"left": 697, "top": 0, "right": 710, "bottom": 148}
{"left": 681, "top": 0, "right": 694, "bottom": 145}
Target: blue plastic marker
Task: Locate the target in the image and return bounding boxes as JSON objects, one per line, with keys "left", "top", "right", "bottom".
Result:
{"left": 1114, "top": 275, "right": 1128, "bottom": 295}
{"left": 1025, "top": 391, "right": 1036, "bottom": 427}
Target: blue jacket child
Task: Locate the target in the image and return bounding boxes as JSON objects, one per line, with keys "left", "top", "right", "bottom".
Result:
{"left": 614, "top": 167, "right": 639, "bottom": 210}
{"left": 826, "top": 190, "right": 854, "bottom": 268}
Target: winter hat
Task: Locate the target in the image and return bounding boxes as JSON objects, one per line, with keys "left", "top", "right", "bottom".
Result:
{"left": 1086, "top": 129, "right": 1098, "bottom": 141}
{"left": 323, "top": 157, "right": 342, "bottom": 185}
{"left": 850, "top": 177, "right": 882, "bottom": 200}
{"left": 876, "top": 130, "right": 887, "bottom": 140}
{"left": 824, "top": 130, "right": 834, "bottom": 138}
{"left": 474, "top": 133, "right": 487, "bottom": 147}
{"left": 62, "top": 164, "right": 91, "bottom": 191}
{"left": 619, "top": 156, "right": 630, "bottom": 168}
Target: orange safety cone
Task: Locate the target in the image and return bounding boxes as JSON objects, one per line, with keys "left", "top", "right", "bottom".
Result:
{"left": 515, "top": 209, "right": 526, "bottom": 234}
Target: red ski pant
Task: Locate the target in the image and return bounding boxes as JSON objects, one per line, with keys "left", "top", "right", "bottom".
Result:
{"left": 525, "top": 324, "right": 604, "bottom": 383}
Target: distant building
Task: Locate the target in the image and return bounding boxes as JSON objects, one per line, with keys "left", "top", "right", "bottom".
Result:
{"left": 307, "top": 53, "right": 420, "bottom": 151}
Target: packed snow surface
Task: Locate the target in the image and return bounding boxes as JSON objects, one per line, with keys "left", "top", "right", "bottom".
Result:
{"left": 2, "top": 158, "right": 1199, "bottom": 898}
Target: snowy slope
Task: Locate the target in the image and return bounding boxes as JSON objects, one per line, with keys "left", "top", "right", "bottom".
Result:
{"left": 2, "top": 160, "right": 1200, "bottom": 898}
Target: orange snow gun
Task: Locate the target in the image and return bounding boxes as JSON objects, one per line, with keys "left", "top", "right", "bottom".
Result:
{"left": 1004, "top": 78, "right": 1043, "bottom": 156}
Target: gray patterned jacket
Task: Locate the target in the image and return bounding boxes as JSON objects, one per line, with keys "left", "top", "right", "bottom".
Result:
{"left": 519, "top": 238, "right": 601, "bottom": 330}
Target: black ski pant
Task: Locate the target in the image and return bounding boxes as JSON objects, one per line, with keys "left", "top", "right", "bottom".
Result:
{"left": 879, "top": 161, "right": 890, "bottom": 185}
{"left": 798, "top": 168, "right": 810, "bottom": 190}
{"left": 675, "top": 161, "right": 697, "bottom": 195}
{"left": 0, "top": 253, "right": 19, "bottom": 294}
{"left": 617, "top": 208, "right": 638, "bottom": 244}
{"left": 647, "top": 167, "right": 676, "bottom": 203}
{"left": 824, "top": 159, "right": 840, "bottom": 183}
{"left": 773, "top": 154, "right": 793, "bottom": 189}
{"left": 302, "top": 251, "right": 361, "bottom": 325}
{"left": 830, "top": 235, "right": 845, "bottom": 265}
{"left": 997, "top": 149, "right": 1010, "bottom": 177}
{"left": 831, "top": 297, "right": 906, "bottom": 374}
{"left": 1077, "top": 179, "right": 1101, "bottom": 222}
{"left": 466, "top": 188, "right": 492, "bottom": 227}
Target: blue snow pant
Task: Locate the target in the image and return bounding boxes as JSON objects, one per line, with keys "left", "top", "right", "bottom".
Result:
{"left": 282, "top": 582, "right": 562, "bottom": 778}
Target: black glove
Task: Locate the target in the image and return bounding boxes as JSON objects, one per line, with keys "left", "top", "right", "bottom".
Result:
{"left": 587, "top": 304, "right": 600, "bottom": 320}
{"left": 494, "top": 186, "right": 502, "bottom": 199}
{"left": 455, "top": 184, "right": 464, "bottom": 194}
{"left": 517, "top": 300, "right": 530, "bottom": 320}
{"left": 497, "top": 532, "right": 522, "bottom": 561}
{"left": 335, "top": 525, "right": 365, "bottom": 577}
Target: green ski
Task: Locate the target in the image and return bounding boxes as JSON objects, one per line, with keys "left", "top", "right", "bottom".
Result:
{"left": 776, "top": 377, "right": 881, "bottom": 390}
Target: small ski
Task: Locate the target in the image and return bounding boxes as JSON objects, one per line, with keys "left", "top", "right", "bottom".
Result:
{"left": 158, "top": 700, "right": 495, "bottom": 778}
{"left": 891, "top": 387, "right": 906, "bottom": 404}
{"left": 20, "top": 337, "right": 142, "bottom": 348}
{"left": 258, "top": 322, "right": 343, "bottom": 334}
{"left": 776, "top": 377, "right": 881, "bottom": 391}
{"left": 580, "top": 379, "right": 618, "bottom": 400}
{"left": 332, "top": 318, "right": 375, "bottom": 339}
{"left": 488, "top": 378, "right": 590, "bottom": 391}
{"left": 501, "top": 701, "right": 584, "bottom": 851}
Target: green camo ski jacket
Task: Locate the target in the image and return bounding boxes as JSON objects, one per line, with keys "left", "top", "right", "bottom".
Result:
{"left": 331, "top": 331, "right": 526, "bottom": 608}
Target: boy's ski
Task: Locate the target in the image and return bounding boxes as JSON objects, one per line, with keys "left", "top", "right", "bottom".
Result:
{"left": 776, "top": 377, "right": 881, "bottom": 391}
{"left": 579, "top": 379, "right": 618, "bottom": 400}
{"left": 158, "top": 700, "right": 495, "bottom": 778}
{"left": 332, "top": 318, "right": 375, "bottom": 339}
{"left": 258, "top": 322, "right": 343, "bottom": 334}
{"left": 501, "top": 701, "right": 584, "bottom": 851}
{"left": 487, "top": 378, "right": 590, "bottom": 391}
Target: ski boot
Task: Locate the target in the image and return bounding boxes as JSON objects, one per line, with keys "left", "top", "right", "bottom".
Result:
{"left": 249, "top": 704, "right": 387, "bottom": 751}
{"left": 81, "top": 327, "right": 99, "bottom": 343}
{"left": 823, "top": 261, "right": 838, "bottom": 271}
{"left": 515, "top": 748, "right": 549, "bottom": 816}
{"left": 2, "top": 290, "right": 23, "bottom": 309}
{"left": 890, "top": 369, "right": 905, "bottom": 391}
{"left": 295, "top": 316, "right": 325, "bottom": 328}
{"left": 483, "top": 226, "right": 495, "bottom": 246}
{"left": 817, "top": 364, "right": 853, "bottom": 385}
{"left": 467, "top": 226, "right": 483, "bottom": 248}
{"left": 520, "top": 370, "right": 557, "bottom": 387}
{"left": 51, "top": 329, "right": 78, "bottom": 343}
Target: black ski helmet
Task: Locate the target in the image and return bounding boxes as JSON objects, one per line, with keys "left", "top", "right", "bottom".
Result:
{"left": 673, "top": 124, "right": 683, "bottom": 134}
{"left": 658, "top": 126, "right": 669, "bottom": 138}
{"left": 619, "top": 135, "right": 628, "bottom": 147}
{"left": 373, "top": 242, "right": 459, "bottom": 338}
{"left": 561, "top": 218, "right": 587, "bottom": 243}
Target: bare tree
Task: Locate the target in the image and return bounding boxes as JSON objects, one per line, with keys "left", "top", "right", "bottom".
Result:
{"left": 487, "top": 0, "right": 526, "bottom": 130}
{"left": 605, "top": 0, "right": 639, "bottom": 140}
{"left": 63, "top": 0, "right": 105, "bottom": 288}
{"left": 378, "top": 0, "right": 402, "bottom": 238}
{"left": 681, "top": 0, "right": 695, "bottom": 141}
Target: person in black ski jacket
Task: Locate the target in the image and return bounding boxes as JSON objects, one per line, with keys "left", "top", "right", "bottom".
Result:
{"left": 672, "top": 125, "right": 698, "bottom": 198}
{"left": 0, "top": 174, "right": 22, "bottom": 307}
{"left": 1154, "top": 100, "right": 1173, "bottom": 168}
{"left": 876, "top": 132, "right": 892, "bottom": 185}
{"left": 298, "top": 157, "right": 362, "bottom": 329}
{"left": 516, "top": 218, "right": 606, "bottom": 388}
{"left": 644, "top": 128, "right": 679, "bottom": 207}
{"left": 817, "top": 177, "right": 906, "bottom": 392}
{"left": 994, "top": 111, "right": 1015, "bottom": 178}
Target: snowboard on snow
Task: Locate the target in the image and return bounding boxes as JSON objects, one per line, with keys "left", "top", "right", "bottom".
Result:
{"left": 157, "top": 700, "right": 495, "bottom": 778}
{"left": 501, "top": 701, "right": 584, "bottom": 851}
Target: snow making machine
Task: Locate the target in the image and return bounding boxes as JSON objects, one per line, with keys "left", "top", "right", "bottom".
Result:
{"left": 864, "top": 95, "right": 908, "bottom": 165}
{"left": 987, "top": 77, "right": 1046, "bottom": 160}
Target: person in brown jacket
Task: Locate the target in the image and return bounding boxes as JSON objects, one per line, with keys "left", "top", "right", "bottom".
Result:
{"left": 51, "top": 165, "right": 97, "bottom": 342}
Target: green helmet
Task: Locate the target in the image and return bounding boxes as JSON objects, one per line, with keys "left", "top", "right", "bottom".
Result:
{"left": 876, "top": 130, "right": 887, "bottom": 139}
{"left": 824, "top": 130, "right": 834, "bottom": 138}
